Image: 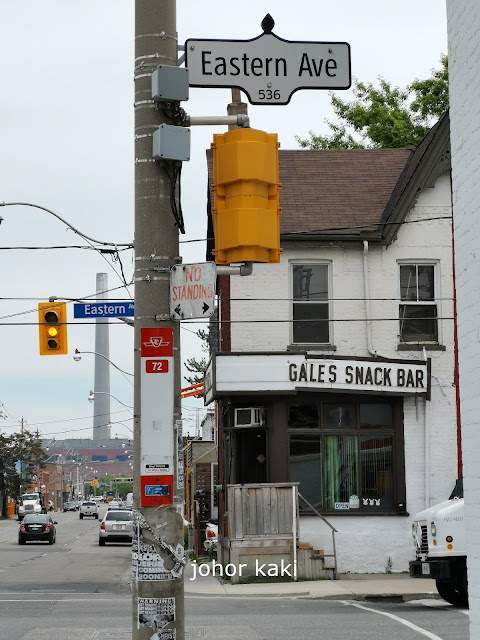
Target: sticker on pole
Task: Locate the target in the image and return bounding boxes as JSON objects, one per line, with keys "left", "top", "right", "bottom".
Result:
{"left": 170, "top": 262, "right": 216, "bottom": 319}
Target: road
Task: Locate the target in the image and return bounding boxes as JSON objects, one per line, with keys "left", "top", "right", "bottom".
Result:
{"left": 0, "top": 509, "right": 470, "bottom": 640}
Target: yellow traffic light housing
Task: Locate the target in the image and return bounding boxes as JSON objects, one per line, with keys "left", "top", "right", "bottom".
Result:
{"left": 38, "top": 302, "right": 68, "bottom": 355}
{"left": 211, "top": 127, "right": 281, "bottom": 265}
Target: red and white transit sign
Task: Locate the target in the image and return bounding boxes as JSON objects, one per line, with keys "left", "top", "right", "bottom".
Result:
{"left": 170, "top": 262, "right": 216, "bottom": 319}
{"left": 140, "top": 327, "right": 174, "bottom": 506}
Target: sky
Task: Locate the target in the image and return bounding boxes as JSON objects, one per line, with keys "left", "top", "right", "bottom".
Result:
{"left": 0, "top": 0, "right": 448, "bottom": 440}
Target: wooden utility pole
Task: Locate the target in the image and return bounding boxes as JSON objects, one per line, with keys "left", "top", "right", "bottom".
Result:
{"left": 133, "top": 2, "right": 184, "bottom": 639}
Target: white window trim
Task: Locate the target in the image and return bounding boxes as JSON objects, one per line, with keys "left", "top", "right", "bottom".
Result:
{"left": 397, "top": 259, "right": 441, "bottom": 345}
{"left": 289, "top": 260, "right": 332, "bottom": 346}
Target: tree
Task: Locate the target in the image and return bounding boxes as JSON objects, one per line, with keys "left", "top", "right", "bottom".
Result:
{"left": 0, "top": 429, "right": 45, "bottom": 517}
{"left": 184, "top": 328, "right": 210, "bottom": 386}
{"left": 296, "top": 56, "right": 448, "bottom": 150}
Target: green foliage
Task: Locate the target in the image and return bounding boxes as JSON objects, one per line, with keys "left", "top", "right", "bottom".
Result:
{"left": 184, "top": 328, "right": 211, "bottom": 386}
{"left": 296, "top": 56, "right": 449, "bottom": 150}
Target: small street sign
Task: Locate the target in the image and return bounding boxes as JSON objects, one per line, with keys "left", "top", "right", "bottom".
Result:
{"left": 170, "top": 262, "right": 216, "bottom": 320}
{"left": 185, "top": 16, "right": 350, "bottom": 105}
{"left": 73, "top": 302, "right": 134, "bottom": 319}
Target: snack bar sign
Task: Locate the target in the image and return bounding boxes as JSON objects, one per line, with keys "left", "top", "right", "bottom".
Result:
{"left": 140, "top": 328, "right": 174, "bottom": 506}
{"left": 185, "top": 21, "right": 351, "bottom": 105}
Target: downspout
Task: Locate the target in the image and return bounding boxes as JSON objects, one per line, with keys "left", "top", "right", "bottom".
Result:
{"left": 363, "top": 241, "right": 377, "bottom": 357}
{"left": 450, "top": 172, "right": 463, "bottom": 478}
{"left": 424, "top": 347, "right": 430, "bottom": 509}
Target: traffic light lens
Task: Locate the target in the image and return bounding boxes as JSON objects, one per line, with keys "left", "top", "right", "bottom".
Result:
{"left": 47, "top": 339, "right": 58, "bottom": 349}
{"left": 44, "top": 311, "right": 59, "bottom": 323}
{"left": 47, "top": 327, "right": 59, "bottom": 337}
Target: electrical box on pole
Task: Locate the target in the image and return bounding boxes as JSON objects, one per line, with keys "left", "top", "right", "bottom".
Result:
{"left": 211, "top": 127, "right": 281, "bottom": 265}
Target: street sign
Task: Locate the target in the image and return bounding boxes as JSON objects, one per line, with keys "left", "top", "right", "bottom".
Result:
{"left": 170, "top": 262, "right": 216, "bottom": 319}
{"left": 185, "top": 27, "right": 350, "bottom": 105}
{"left": 74, "top": 302, "right": 134, "bottom": 318}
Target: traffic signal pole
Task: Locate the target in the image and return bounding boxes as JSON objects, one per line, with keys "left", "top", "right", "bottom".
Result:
{"left": 133, "top": 2, "right": 184, "bottom": 639}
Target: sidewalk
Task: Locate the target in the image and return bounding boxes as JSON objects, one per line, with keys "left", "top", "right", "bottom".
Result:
{"left": 184, "top": 561, "right": 439, "bottom": 602}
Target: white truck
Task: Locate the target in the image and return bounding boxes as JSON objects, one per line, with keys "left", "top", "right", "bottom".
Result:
{"left": 79, "top": 500, "right": 99, "bottom": 519}
{"left": 17, "top": 493, "right": 46, "bottom": 521}
{"left": 409, "top": 479, "right": 467, "bottom": 606}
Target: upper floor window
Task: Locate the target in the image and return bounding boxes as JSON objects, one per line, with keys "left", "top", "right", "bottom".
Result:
{"left": 292, "top": 264, "right": 329, "bottom": 344}
{"left": 91, "top": 454, "right": 107, "bottom": 462}
{"left": 399, "top": 264, "right": 438, "bottom": 343}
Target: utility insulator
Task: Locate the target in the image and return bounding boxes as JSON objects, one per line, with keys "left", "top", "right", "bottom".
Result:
{"left": 211, "top": 128, "right": 281, "bottom": 265}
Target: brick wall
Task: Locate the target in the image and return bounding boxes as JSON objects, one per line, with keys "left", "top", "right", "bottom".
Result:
{"left": 447, "top": 1, "right": 480, "bottom": 629}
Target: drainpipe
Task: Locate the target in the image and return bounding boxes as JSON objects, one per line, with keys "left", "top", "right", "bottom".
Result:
{"left": 450, "top": 173, "right": 462, "bottom": 478}
{"left": 424, "top": 347, "right": 430, "bottom": 509}
{"left": 363, "top": 241, "right": 377, "bottom": 357}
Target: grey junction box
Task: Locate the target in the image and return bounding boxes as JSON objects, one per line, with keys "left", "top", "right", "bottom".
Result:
{"left": 151, "top": 65, "right": 189, "bottom": 102}
{"left": 153, "top": 124, "right": 190, "bottom": 162}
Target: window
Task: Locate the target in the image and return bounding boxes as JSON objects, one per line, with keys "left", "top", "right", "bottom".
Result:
{"left": 399, "top": 264, "right": 438, "bottom": 343}
{"left": 288, "top": 399, "right": 400, "bottom": 514}
{"left": 92, "top": 455, "right": 107, "bottom": 462}
{"left": 292, "top": 264, "right": 329, "bottom": 344}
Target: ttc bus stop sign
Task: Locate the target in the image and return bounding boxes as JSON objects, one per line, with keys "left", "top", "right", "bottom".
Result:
{"left": 170, "top": 262, "right": 216, "bottom": 320}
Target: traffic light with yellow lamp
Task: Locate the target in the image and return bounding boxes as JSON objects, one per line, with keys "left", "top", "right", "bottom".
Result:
{"left": 38, "top": 302, "right": 68, "bottom": 355}
{"left": 211, "top": 127, "right": 281, "bottom": 265}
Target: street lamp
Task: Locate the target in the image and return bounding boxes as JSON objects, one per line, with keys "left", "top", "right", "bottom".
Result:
{"left": 88, "top": 389, "right": 134, "bottom": 413}
{"left": 74, "top": 349, "right": 133, "bottom": 386}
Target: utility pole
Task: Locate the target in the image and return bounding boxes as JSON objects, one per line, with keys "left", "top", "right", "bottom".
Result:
{"left": 133, "top": 2, "right": 184, "bottom": 639}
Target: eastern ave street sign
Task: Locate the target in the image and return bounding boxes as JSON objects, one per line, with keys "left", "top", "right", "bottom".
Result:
{"left": 73, "top": 301, "right": 134, "bottom": 318}
{"left": 170, "top": 262, "right": 216, "bottom": 320}
{"left": 185, "top": 17, "right": 351, "bottom": 105}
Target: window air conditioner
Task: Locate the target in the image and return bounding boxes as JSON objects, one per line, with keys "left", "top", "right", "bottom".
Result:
{"left": 234, "top": 407, "right": 264, "bottom": 428}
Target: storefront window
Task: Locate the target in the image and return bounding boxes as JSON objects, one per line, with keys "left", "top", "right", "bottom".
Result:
{"left": 289, "top": 434, "right": 322, "bottom": 510}
{"left": 288, "top": 405, "right": 318, "bottom": 428}
{"left": 288, "top": 399, "right": 399, "bottom": 514}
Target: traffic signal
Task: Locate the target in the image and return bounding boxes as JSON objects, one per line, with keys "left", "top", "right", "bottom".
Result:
{"left": 211, "top": 127, "right": 281, "bottom": 265}
{"left": 38, "top": 302, "right": 68, "bottom": 355}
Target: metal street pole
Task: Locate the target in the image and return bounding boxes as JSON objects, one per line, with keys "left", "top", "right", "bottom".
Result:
{"left": 133, "top": 2, "right": 184, "bottom": 639}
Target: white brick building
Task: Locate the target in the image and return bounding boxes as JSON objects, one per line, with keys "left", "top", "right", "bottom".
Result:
{"left": 206, "top": 113, "right": 459, "bottom": 573}
{"left": 448, "top": 1, "right": 480, "bottom": 633}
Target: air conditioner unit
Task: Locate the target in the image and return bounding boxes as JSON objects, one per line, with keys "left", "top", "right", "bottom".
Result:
{"left": 234, "top": 407, "right": 264, "bottom": 428}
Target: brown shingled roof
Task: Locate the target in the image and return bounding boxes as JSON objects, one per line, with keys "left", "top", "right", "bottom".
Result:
{"left": 278, "top": 149, "right": 412, "bottom": 236}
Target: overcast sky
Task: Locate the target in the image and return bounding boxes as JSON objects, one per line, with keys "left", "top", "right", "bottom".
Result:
{"left": 0, "top": 1, "right": 448, "bottom": 440}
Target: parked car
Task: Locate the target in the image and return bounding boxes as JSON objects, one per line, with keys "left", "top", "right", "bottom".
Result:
{"left": 99, "top": 509, "right": 133, "bottom": 545}
{"left": 18, "top": 513, "right": 57, "bottom": 545}
{"left": 79, "top": 500, "right": 99, "bottom": 519}
{"left": 204, "top": 518, "right": 218, "bottom": 551}
{"left": 63, "top": 501, "right": 77, "bottom": 512}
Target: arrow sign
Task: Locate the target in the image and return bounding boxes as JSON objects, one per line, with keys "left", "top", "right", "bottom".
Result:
{"left": 170, "top": 262, "right": 216, "bottom": 320}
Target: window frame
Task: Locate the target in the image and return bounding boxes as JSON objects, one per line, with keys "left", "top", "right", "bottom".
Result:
{"left": 290, "top": 261, "right": 332, "bottom": 346}
{"left": 288, "top": 396, "right": 405, "bottom": 515}
{"left": 398, "top": 260, "right": 441, "bottom": 345}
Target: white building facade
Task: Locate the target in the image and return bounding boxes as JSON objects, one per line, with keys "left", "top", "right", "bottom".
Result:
{"left": 207, "top": 114, "right": 460, "bottom": 573}
{"left": 448, "top": 1, "right": 480, "bottom": 633}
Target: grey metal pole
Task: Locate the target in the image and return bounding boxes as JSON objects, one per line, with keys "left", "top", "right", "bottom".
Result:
{"left": 93, "top": 273, "right": 111, "bottom": 440}
{"left": 133, "top": 2, "right": 184, "bottom": 639}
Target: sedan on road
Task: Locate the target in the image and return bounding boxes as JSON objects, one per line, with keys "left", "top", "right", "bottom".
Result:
{"left": 18, "top": 513, "right": 57, "bottom": 545}
{"left": 63, "top": 501, "right": 77, "bottom": 512}
{"left": 99, "top": 509, "right": 133, "bottom": 546}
